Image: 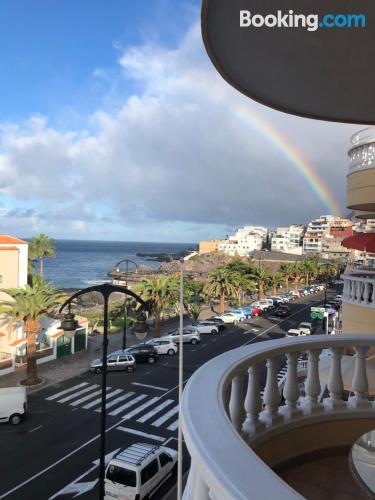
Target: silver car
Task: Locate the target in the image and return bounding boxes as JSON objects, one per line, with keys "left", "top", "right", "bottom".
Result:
{"left": 90, "top": 353, "right": 136, "bottom": 374}
{"left": 163, "top": 326, "right": 201, "bottom": 345}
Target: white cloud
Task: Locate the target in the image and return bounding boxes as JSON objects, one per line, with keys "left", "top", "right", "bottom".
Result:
{"left": 0, "top": 20, "right": 359, "bottom": 241}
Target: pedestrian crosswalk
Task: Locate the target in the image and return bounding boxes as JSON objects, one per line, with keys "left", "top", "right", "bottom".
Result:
{"left": 45, "top": 382, "right": 179, "bottom": 432}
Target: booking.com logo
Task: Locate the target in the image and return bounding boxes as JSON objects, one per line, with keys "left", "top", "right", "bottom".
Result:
{"left": 240, "top": 10, "right": 366, "bottom": 32}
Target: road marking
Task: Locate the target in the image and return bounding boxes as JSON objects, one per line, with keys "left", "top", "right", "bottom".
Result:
{"left": 117, "top": 426, "right": 165, "bottom": 442}
{"left": 131, "top": 382, "right": 168, "bottom": 392}
{"left": 70, "top": 389, "right": 103, "bottom": 406}
{"left": 29, "top": 425, "right": 43, "bottom": 433}
{"left": 137, "top": 399, "right": 175, "bottom": 423}
{"left": 46, "top": 382, "right": 89, "bottom": 401}
{"left": 121, "top": 397, "right": 159, "bottom": 421}
{"left": 48, "top": 449, "right": 121, "bottom": 499}
{"left": 98, "top": 392, "right": 135, "bottom": 412}
{"left": 109, "top": 394, "right": 147, "bottom": 416}
{"left": 83, "top": 388, "right": 123, "bottom": 410}
{"left": 58, "top": 385, "right": 99, "bottom": 404}
{"left": 152, "top": 405, "right": 179, "bottom": 427}
{"left": 167, "top": 419, "right": 179, "bottom": 431}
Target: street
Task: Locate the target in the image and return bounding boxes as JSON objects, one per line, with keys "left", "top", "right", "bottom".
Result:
{"left": 0, "top": 291, "right": 334, "bottom": 500}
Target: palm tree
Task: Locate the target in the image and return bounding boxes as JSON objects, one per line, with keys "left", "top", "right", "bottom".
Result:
{"left": 251, "top": 266, "right": 269, "bottom": 299}
{"left": 291, "top": 263, "right": 304, "bottom": 292}
{"left": 134, "top": 277, "right": 179, "bottom": 338}
{"left": 1, "top": 278, "right": 62, "bottom": 385}
{"left": 280, "top": 263, "right": 295, "bottom": 292}
{"left": 204, "top": 267, "right": 237, "bottom": 313}
{"left": 268, "top": 271, "right": 283, "bottom": 296}
{"left": 29, "top": 234, "right": 56, "bottom": 280}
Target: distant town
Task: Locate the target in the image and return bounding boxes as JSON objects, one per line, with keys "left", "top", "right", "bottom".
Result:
{"left": 199, "top": 214, "right": 375, "bottom": 265}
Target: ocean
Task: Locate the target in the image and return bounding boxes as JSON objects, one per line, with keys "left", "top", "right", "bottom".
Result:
{"left": 42, "top": 240, "right": 195, "bottom": 289}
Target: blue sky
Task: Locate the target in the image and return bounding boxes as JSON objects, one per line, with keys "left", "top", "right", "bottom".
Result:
{"left": 0, "top": 1, "right": 357, "bottom": 242}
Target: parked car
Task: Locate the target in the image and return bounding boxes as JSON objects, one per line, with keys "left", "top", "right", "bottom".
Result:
{"left": 250, "top": 300, "right": 273, "bottom": 311}
{"left": 90, "top": 353, "right": 136, "bottom": 373}
{"left": 143, "top": 339, "right": 178, "bottom": 356}
{"left": 163, "top": 326, "right": 201, "bottom": 344}
{"left": 214, "top": 311, "right": 245, "bottom": 324}
{"left": 125, "top": 345, "right": 159, "bottom": 364}
{"left": 0, "top": 387, "right": 27, "bottom": 425}
{"left": 298, "top": 322, "right": 315, "bottom": 335}
{"left": 251, "top": 306, "right": 263, "bottom": 316}
{"left": 274, "top": 305, "right": 290, "bottom": 318}
{"left": 231, "top": 307, "right": 253, "bottom": 319}
{"left": 286, "top": 329, "right": 309, "bottom": 338}
{"left": 192, "top": 320, "right": 219, "bottom": 335}
{"left": 105, "top": 442, "right": 177, "bottom": 500}
{"left": 205, "top": 317, "right": 226, "bottom": 330}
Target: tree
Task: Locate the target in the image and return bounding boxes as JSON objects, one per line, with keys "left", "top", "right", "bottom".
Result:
{"left": 280, "top": 263, "right": 295, "bottom": 292}
{"left": 1, "top": 278, "right": 62, "bottom": 385}
{"left": 134, "top": 277, "right": 179, "bottom": 338}
{"left": 29, "top": 234, "right": 56, "bottom": 280}
{"left": 250, "top": 266, "right": 269, "bottom": 299}
{"left": 183, "top": 278, "right": 204, "bottom": 320}
{"left": 291, "top": 263, "right": 304, "bottom": 291}
{"left": 268, "top": 271, "right": 283, "bottom": 296}
{"left": 204, "top": 267, "right": 238, "bottom": 313}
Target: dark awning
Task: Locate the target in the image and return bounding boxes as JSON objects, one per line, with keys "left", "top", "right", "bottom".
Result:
{"left": 202, "top": 1, "right": 375, "bottom": 124}
{"left": 342, "top": 233, "right": 375, "bottom": 252}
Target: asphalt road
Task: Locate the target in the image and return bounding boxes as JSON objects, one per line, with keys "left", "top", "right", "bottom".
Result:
{"left": 0, "top": 290, "right": 338, "bottom": 500}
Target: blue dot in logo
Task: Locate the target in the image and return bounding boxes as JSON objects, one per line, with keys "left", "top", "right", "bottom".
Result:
{"left": 319, "top": 22, "right": 323, "bottom": 27}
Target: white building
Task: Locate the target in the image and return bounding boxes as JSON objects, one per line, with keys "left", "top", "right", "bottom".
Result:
{"left": 271, "top": 225, "right": 305, "bottom": 255}
{"left": 218, "top": 226, "right": 267, "bottom": 257}
{"left": 0, "top": 235, "right": 28, "bottom": 290}
{"left": 303, "top": 215, "right": 352, "bottom": 255}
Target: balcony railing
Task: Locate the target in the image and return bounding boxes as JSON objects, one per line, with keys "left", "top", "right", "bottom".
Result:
{"left": 181, "top": 335, "right": 375, "bottom": 500}
{"left": 342, "top": 274, "right": 375, "bottom": 308}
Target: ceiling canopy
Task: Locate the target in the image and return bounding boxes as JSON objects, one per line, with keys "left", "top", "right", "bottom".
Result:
{"left": 202, "top": 0, "right": 375, "bottom": 124}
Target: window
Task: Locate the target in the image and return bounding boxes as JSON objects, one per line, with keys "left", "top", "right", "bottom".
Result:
{"left": 106, "top": 465, "right": 136, "bottom": 487}
{"left": 141, "top": 459, "right": 159, "bottom": 484}
{"left": 159, "top": 453, "right": 171, "bottom": 467}
{"left": 108, "top": 357, "right": 117, "bottom": 364}
{"left": 118, "top": 356, "right": 128, "bottom": 362}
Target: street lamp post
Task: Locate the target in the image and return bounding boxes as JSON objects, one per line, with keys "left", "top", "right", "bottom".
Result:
{"left": 59, "top": 283, "right": 147, "bottom": 500}
{"left": 177, "top": 258, "right": 184, "bottom": 500}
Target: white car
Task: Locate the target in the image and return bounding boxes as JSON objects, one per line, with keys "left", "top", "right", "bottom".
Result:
{"left": 105, "top": 443, "right": 177, "bottom": 500}
{"left": 286, "top": 329, "right": 309, "bottom": 338}
{"left": 144, "top": 339, "right": 178, "bottom": 355}
{"left": 191, "top": 321, "right": 219, "bottom": 335}
{"left": 250, "top": 300, "right": 273, "bottom": 311}
{"left": 297, "top": 322, "right": 314, "bottom": 335}
{"left": 0, "top": 387, "right": 27, "bottom": 425}
{"left": 214, "top": 312, "right": 243, "bottom": 324}
{"left": 163, "top": 326, "right": 201, "bottom": 344}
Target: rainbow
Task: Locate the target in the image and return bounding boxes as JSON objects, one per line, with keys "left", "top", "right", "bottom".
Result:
{"left": 192, "top": 77, "right": 342, "bottom": 216}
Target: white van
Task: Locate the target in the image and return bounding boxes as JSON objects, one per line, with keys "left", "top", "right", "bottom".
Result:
{"left": 251, "top": 299, "right": 273, "bottom": 311}
{"left": 286, "top": 329, "right": 309, "bottom": 338}
{"left": 105, "top": 443, "right": 177, "bottom": 500}
{"left": 0, "top": 387, "right": 27, "bottom": 425}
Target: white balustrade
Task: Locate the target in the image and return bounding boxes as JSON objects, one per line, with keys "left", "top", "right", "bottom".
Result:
{"left": 302, "top": 349, "right": 322, "bottom": 414}
{"left": 181, "top": 335, "right": 375, "bottom": 500}
{"left": 342, "top": 274, "right": 375, "bottom": 308}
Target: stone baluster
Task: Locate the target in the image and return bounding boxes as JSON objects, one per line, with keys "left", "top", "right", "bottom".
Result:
{"left": 184, "top": 465, "right": 197, "bottom": 500}
{"left": 372, "top": 283, "right": 375, "bottom": 304}
{"left": 349, "top": 346, "right": 371, "bottom": 408}
{"left": 364, "top": 281, "right": 370, "bottom": 305}
{"left": 343, "top": 279, "right": 348, "bottom": 299}
{"left": 325, "top": 347, "right": 345, "bottom": 410}
{"left": 302, "top": 349, "right": 322, "bottom": 414}
{"left": 222, "top": 381, "right": 231, "bottom": 416}
{"left": 356, "top": 280, "right": 362, "bottom": 303}
{"left": 229, "top": 373, "right": 245, "bottom": 432}
{"left": 242, "top": 364, "right": 265, "bottom": 438}
{"left": 260, "top": 357, "right": 283, "bottom": 426}
{"left": 193, "top": 473, "right": 210, "bottom": 500}
{"left": 280, "top": 352, "right": 302, "bottom": 419}
{"left": 350, "top": 279, "right": 356, "bottom": 301}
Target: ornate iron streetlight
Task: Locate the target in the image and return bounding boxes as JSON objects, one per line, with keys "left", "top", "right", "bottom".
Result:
{"left": 59, "top": 283, "right": 147, "bottom": 500}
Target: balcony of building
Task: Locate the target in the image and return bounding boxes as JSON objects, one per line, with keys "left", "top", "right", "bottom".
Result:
{"left": 347, "top": 128, "right": 375, "bottom": 213}
{"left": 181, "top": 335, "right": 375, "bottom": 500}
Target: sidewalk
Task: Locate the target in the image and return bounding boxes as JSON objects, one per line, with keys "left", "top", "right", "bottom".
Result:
{"left": 0, "top": 308, "right": 215, "bottom": 393}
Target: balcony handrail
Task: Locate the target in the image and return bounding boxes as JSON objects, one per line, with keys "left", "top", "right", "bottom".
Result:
{"left": 181, "top": 334, "right": 375, "bottom": 500}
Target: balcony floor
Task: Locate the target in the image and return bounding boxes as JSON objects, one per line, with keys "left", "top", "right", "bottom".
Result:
{"left": 277, "top": 451, "right": 369, "bottom": 500}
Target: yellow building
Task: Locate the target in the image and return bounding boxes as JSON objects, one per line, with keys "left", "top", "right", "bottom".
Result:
{"left": 342, "top": 128, "right": 375, "bottom": 335}
{"left": 198, "top": 239, "right": 224, "bottom": 254}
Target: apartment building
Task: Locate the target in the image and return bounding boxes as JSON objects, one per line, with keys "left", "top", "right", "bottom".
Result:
{"left": 341, "top": 128, "right": 375, "bottom": 336}
{"left": 217, "top": 225, "right": 267, "bottom": 257}
{"left": 321, "top": 220, "right": 353, "bottom": 260}
{"left": 0, "top": 235, "right": 28, "bottom": 293}
{"left": 271, "top": 224, "right": 304, "bottom": 255}
{"left": 198, "top": 239, "right": 224, "bottom": 254}
{"left": 303, "top": 215, "right": 353, "bottom": 255}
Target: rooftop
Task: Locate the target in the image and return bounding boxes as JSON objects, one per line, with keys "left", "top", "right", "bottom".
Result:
{"left": 0, "top": 235, "right": 28, "bottom": 245}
